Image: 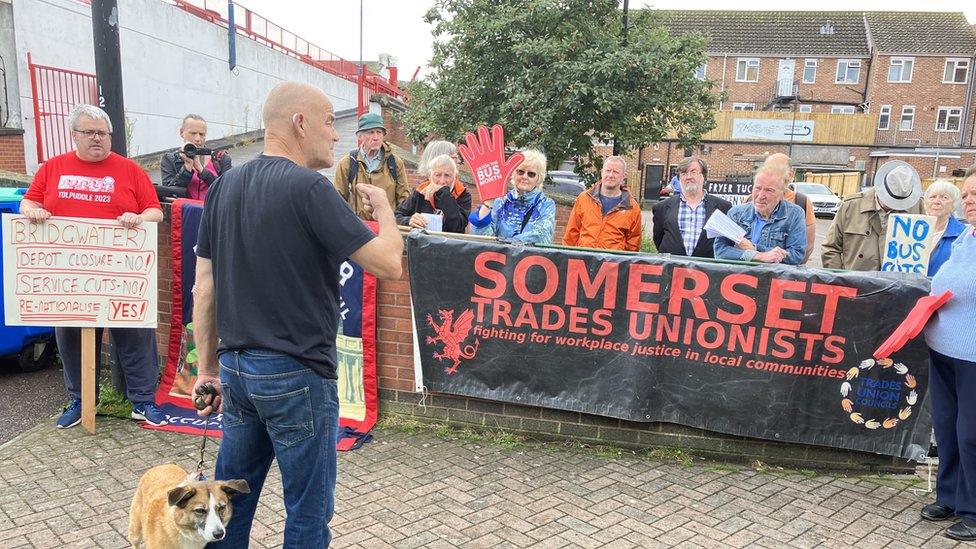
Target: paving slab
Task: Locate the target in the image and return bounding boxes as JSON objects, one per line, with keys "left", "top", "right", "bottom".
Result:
{"left": 0, "top": 417, "right": 961, "bottom": 547}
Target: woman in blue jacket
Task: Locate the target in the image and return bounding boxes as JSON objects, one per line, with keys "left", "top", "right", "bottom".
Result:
{"left": 924, "top": 180, "right": 965, "bottom": 276}
{"left": 468, "top": 149, "right": 555, "bottom": 244}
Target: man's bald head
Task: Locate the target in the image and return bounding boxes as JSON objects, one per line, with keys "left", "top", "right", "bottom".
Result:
{"left": 263, "top": 82, "right": 332, "bottom": 130}
{"left": 261, "top": 82, "right": 338, "bottom": 169}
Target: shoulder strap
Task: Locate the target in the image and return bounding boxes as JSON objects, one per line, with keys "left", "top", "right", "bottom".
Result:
{"left": 518, "top": 194, "right": 544, "bottom": 234}
{"left": 386, "top": 153, "right": 399, "bottom": 184}
{"left": 347, "top": 150, "right": 359, "bottom": 185}
{"left": 794, "top": 191, "right": 808, "bottom": 212}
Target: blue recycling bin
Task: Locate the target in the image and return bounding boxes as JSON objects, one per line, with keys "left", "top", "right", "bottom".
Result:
{"left": 0, "top": 187, "right": 56, "bottom": 371}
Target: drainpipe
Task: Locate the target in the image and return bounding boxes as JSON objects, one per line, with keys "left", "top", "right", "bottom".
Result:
{"left": 861, "top": 13, "right": 873, "bottom": 110}
{"left": 962, "top": 49, "right": 976, "bottom": 147}
{"left": 719, "top": 53, "right": 728, "bottom": 110}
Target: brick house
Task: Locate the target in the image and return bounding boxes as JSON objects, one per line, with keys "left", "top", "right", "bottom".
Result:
{"left": 627, "top": 10, "right": 976, "bottom": 198}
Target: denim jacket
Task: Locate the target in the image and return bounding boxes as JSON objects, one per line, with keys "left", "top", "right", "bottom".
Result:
{"left": 714, "top": 200, "right": 807, "bottom": 265}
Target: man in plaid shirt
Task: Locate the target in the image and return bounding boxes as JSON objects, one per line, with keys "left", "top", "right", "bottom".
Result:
{"left": 652, "top": 157, "right": 732, "bottom": 258}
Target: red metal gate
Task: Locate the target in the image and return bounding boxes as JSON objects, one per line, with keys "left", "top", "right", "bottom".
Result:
{"left": 27, "top": 53, "right": 98, "bottom": 163}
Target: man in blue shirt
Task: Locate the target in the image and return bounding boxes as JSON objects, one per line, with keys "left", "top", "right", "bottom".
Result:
{"left": 714, "top": 167, "right": 807, "bottom": 265}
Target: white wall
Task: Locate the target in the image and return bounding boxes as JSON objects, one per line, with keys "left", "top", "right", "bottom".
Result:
{"left": 12, "top": 0, "right": 358, "bottom": 172}
{"left": 0, "top": 0, "right": 23, "bottom": 130}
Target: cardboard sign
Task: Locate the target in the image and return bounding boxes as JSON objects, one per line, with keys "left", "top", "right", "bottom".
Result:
{"left": 2, "top": 214, "right": 158, "bottom": 327}
{"left": 881, "top": 214, "right": 937, "bottom": 275}
{"left": 458, "top": 125, "right": 525, "bottom": 202}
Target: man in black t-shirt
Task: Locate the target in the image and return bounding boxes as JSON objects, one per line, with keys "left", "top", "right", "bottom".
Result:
{"left": 191, "top": 82, "right": 403, "bottom": 548}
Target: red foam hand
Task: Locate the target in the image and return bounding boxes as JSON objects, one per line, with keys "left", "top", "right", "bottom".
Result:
{"left": 458, "top": 125, "right": 525, "bottom": 202}
{"left": 873, "top": 290, "right": 953, "bottom": 360}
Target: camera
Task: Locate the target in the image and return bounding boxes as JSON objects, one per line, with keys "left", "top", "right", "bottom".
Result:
{"left": 181, "top": 143, "right": 213, "bottom": 157}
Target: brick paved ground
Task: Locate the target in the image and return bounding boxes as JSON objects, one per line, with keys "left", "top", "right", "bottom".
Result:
{"left": 0, "top": 417, "right": 963, "bottom": 548}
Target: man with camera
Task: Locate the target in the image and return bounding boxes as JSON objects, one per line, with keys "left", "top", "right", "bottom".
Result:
{"left": 160, "top": 114, "right": 232, "bottom": 200}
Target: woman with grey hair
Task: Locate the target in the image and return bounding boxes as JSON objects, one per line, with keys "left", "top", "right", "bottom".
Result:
{"left": 468, "top": 149, "right": 556, "bottom": 244}
{"left": 394, "top": 153, "right": 471, "bottom": 233}
{"left": 924, "top": 179, "right": 965, "bottom": 276}
{"left": 417, "top": 140, "right": 460, "bottom": 175}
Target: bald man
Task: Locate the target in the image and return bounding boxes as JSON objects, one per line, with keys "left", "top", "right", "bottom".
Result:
{"left": 761, "top": 153, "right": 816, "bottom": 263}
{"left": 191, "top": 81, "right": 403, "bottom": 547}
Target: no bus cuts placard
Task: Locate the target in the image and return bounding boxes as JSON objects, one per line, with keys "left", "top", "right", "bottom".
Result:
{"left": 2, "top": 214, "right": 158, "bottom": 328}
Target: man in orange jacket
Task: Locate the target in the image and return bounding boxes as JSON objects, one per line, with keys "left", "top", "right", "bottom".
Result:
{"left": 563, "top": 156, "right": 643, "bottom": 251}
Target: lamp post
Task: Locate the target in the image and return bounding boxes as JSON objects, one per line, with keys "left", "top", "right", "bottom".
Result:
{"left": 611, "top": 0, "right": 629, "bottom": 156}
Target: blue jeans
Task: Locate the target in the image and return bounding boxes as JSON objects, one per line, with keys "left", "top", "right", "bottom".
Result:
{"left": 212, "top": 349, "right": 339, "bottom": 548}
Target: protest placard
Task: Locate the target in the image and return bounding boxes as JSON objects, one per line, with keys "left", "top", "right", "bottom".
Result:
{"left": 2, "top": 215, "right": 158, "bottom": 327}
{"left": 2, "top": 214, "right": 159, "bottom": 434}
{"left": 881, "top": 214, "right": 937, "bottom": 275}
{"left": 458, "top": 125, "right": 524, "bottom": 202}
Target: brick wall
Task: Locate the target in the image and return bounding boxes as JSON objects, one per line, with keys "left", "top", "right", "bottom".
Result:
{"left": 868, "top": 55, "right": 976, "bottom": 147}
{"left": 0, "top": 130, "right": 27, "bottom": 173}
{"left": 705, "top": 54, "right": 867, "bottom": 111}
{"left": 377, "top": 95, "right": 412, "bottom": 152}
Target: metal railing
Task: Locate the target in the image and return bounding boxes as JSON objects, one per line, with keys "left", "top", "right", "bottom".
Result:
{"left": 27, "top": 53, "right": 98, "bottom": 163}
{"left": 72, "top": 0, "right": 406, "bottom": 114}
{"left": 168, "top": 0, "right": 405, "bottom": 113}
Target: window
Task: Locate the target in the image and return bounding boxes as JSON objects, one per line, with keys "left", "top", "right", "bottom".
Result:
{"left": 899, "top": 106, "right": 915, "bottom": 131}
{"left": 887, "top": 57, "right": 914, "bottom": 82}
{"left": 798, "top": 104, "right": 813, "bottom": 113}
{"left": 936, "top": 107, "right": 963, "bottom": 132}
{"left": 831, "top": 105, "right": 855, "bottom": 114}
{"left": 944, "top": 59, "right": 970, "bottom": 83}
{"left": 878, "top": 105, "right": 892, "bottom": 130}
{"left": 736, "top": 58, "right": 760, "bottom": 82}
{"left": 803, "top": 59, "right": 817, "bottom": 83}
{"left": 732, "top": 103, "right": 756, "bottom": 111}
{"left": 836, "top": 59, "right": 861, "bottom": 84}
{"left": 694, "top": 62, "right": 707, "bottom": 80}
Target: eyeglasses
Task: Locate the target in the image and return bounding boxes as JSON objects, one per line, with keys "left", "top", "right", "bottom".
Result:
{"left": 73, "top": 129, "right": 112, "bottom": 139}
{"left": 515, "top": 168, "right": 538, "bottom": 178}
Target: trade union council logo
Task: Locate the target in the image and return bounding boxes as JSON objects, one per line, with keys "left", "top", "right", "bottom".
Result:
{"left": 840, "top": 357, "right": 917, "bottom": 430}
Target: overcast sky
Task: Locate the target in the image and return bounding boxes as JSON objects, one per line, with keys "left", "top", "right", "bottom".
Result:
{"left": 237, "top": 0, "right": 976, "bottom": 82}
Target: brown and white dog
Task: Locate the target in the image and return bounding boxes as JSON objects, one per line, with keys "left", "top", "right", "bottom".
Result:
{"left": 129, "top": 464, "right": 250, "bottom": 549}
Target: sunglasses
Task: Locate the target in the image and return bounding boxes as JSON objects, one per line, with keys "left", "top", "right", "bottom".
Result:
{"left": 515, "top": 168, "right": 538, "bottom": 178}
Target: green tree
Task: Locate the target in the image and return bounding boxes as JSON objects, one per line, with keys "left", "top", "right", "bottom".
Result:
{"left": 401, "top": 0, "right": 721, "bottom": 173}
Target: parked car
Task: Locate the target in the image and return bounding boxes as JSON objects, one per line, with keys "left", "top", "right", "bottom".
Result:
{"left": 545, "top": 170, "right": 586, "bottom": 197}
{"left": 791, "top": 182, "right": 842, "bottom": 218}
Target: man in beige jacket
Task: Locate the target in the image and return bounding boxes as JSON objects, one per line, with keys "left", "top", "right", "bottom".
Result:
{"left": 333, "top": 112, "right": 409, "bottom": 220}
{"left": 821, "top": 160, "right": 923, "bottom": 271}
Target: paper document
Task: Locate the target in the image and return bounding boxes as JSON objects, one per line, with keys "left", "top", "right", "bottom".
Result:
{"left": 704, "top": 210, "right": 746, "bottom": 241}
{"left": 421, "top": 213, "right": 443, "bottom": 232}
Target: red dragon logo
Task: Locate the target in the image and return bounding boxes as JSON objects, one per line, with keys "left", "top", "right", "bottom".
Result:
{"left": 426, "top": 309, "right": 480, "bottom": 374}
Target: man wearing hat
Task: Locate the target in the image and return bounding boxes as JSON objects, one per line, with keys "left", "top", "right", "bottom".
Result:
{"left": 821, "top": 160, "right": 923, "bottom": 271}
{"left": 333, "top": 112, "right": 410, "bottom": 220}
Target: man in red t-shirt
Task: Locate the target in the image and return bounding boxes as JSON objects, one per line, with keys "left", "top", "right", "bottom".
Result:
{"left": 21, "top": 104, "right": 166, "bottom": 429}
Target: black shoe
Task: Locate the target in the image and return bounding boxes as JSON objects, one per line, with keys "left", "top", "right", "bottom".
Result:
{"left": 921, "top": 503, "right": 954, "bottom": 521}
{"left": 946, "top": 520, "right": 976, "bottom": 541}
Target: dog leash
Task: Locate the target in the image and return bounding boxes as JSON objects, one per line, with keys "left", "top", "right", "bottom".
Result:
{"left": 194, "top": 413, "right": 212, "bottom": 481}
{"left": 192, "top": 383, "right": 218, "bottom": 481}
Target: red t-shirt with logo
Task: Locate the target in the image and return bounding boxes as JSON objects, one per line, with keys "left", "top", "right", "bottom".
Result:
{"left": 24, "top": 152, "right": 161, "bottom": 219}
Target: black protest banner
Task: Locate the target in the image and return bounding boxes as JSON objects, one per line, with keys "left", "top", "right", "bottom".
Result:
{"left": 408, "top": 233, "right": 932, "bottom": 460}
